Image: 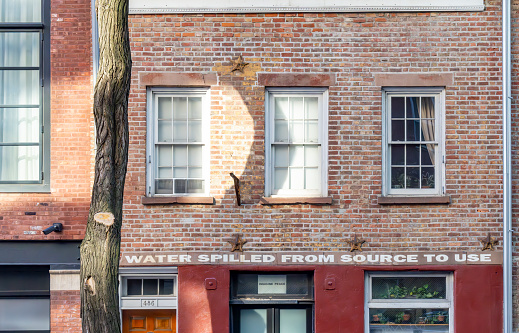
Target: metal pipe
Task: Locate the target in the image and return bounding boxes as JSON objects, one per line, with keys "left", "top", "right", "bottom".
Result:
{"left": 502, "top": 0, "right": 512, "bottom": 330}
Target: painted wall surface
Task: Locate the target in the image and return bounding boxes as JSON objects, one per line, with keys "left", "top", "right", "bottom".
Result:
{"left": 177, "top": 265, "right": 502, "bottom": 333}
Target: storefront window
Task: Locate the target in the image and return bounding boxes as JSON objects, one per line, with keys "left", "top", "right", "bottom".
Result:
{"left": 366, "top": 273, "right": 452, "bottom": 333}
{"left": 231, "top": 272, "right": 313, "bottom": 333}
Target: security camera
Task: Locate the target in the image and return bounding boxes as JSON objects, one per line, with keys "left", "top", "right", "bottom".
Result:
{"left": 42, "top": 223, "right": 63, "bottom": 235}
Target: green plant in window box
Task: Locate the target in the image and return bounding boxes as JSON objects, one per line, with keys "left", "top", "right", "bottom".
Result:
{"left": 379, "top": 285, "right": 409, "bottom": 299}
{"left": 409, "top": 284, "right": 440, "bottom": 299}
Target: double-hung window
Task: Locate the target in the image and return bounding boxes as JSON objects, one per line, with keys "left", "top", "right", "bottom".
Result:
{"left": 383, "top": 88, "right": 445, "bottom": 196}
{"left": 0, "top": 0, "right": 50, "bottom": 192}
{"left": 146, "top": 88, "right": 209, "bottom": 196}
{"left": 265, "top": 88, "right": 328, "bottom": 197}
{"left": 365, "top": 272, "right": 453, "bottom": 333}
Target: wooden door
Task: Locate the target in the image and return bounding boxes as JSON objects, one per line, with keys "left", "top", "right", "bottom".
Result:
{"left": 123, "top": 309, "right": 176, "bottom": 333}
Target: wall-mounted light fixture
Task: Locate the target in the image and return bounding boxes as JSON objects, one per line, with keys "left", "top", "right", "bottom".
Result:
{"left": 42, "top": 223, "right": 63, "bottom": 235}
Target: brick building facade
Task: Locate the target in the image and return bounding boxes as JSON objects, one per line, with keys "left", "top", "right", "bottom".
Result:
{"left": 0, "top": 0, "right": 512, "bottom": 332}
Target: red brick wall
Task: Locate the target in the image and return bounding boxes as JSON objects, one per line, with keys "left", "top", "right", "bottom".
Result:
{"left": 51, "top": 290, "right": 81, "bottom": 333}
{"left": 0, "top": 0, "right": 93, "bottom": 240}
{"left": 124, "top": 6, "right": 503, "bottom": 252}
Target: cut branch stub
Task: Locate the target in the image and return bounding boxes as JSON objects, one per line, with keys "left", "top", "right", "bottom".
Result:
{"left": 85, "top": 276, "right": 96, "bottom": 295}
{"left": 94, "top": 212, "right": 115, "bottom": 226}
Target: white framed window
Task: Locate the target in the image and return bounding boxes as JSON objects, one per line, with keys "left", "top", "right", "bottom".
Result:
{"left": 365, "top": 272, "right": 453, "bottom": 333}
{"left": 265, "top": 88, "right": 328, "bottom": 197}
{"left": 382, "top": 88, "right": 445, "bottom": 196}
{"left": 146, "top": 88, "right": 210, "bottom": 196}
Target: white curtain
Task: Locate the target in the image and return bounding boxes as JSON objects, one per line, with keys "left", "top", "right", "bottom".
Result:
{"left": 420, "top": 97, "right": 435, "bottom": 163}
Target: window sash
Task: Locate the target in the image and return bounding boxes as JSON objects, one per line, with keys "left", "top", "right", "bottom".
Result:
{"left": 365, "top": 273, "right": 453, "bottom": 333}
{"left": 0, "top": 15, "right": 45, "bottom": 188}
{"left": 266, "top": 88, "right": 328, "bottom": 197}
{"left": 383, "top": 89, "right": 444, "bottom": 196}
{"left": 147, "top": 88, "right": 209, "bottom": 196}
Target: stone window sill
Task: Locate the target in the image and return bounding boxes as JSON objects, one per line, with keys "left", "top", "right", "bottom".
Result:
{"left": 260, "top": 197, "right": 333, "bottom": 205}
{"left": 141, "top": 196, "right": 215, "bottom": 205}
{"left": 377, "top": 195, "right": 451, "bottom": 205}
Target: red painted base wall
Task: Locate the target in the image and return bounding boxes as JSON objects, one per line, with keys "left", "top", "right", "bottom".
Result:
{"left": 178, "top": 265, "right": 502, "bottom": 333}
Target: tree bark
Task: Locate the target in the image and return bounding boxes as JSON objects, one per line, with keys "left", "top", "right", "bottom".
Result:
{"left": 80, "top": 0, "right": 131, "bottom": 332}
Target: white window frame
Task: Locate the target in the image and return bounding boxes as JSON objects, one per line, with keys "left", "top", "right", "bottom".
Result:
{"left": 382, "top": 87, "right": 445, "bottom": 196}
{"left": 146, "top": 87, "right": 210, "bottom": 197}
{"left": 365, "top": 272, "right": 453, "bottom": 333}
{"left": 265, "top": 87, "right": 328, "bottom": 197}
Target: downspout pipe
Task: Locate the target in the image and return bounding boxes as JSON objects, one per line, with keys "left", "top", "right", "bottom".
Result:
{"left": 503, "top": 0, "right": 512, "bottom": 331}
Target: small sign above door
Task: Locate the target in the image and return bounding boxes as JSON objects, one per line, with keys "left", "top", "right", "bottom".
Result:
{"left": 258, "top": 275, "right": 287, "bottom": 294}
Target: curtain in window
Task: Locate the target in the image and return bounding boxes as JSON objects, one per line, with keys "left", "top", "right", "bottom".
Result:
{"left": 420, "top": 97, "right": 435, "bottom": 163}
{"left": 0, "top": 0, "right": 41, "bottom": 23}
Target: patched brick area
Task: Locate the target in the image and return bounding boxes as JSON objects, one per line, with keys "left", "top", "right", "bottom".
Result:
{"left": 51, "top": 290, "right": 81, "bottom": 333}
{"left": 0, "top": 0, "right": 93, "bottom": 241}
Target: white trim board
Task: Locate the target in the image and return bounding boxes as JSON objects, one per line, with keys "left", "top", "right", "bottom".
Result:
{"left": 129, "top": 0, "right": 484, "bottom": 14}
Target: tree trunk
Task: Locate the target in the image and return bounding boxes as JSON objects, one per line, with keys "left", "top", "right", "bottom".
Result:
{"left": 80, "top": 0, "right": 131, "bottom": 332}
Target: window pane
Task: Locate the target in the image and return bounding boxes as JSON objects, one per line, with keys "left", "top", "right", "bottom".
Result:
{"left": 156, "top": 179, "right": 173, "bottom": 194}
{"left": 304, "top": 146, "right": 319, "bottom": 167}
{"left": 289, "top": 145, "right": 304, "bottom": 167}
{"left": 274, "top": 146, "right": 288, "bottom": 167}
{"left": 240, "top": 309, "right": 267, "bottom": 333}
{"left": 274, "top": 120, "right": 288, "bottom": 142}
{"left": 391, "top": 167, "right": 404, "bottom": 189}
{"left": 421, "top": 96, "right": 435, "bottom": 119}
{"left": 406, "top": 144, "right": 420, "bottom": 166}
{"left": 0, "top": 32, "right": 39, "bottom": 67}
{"left": 280, "top": 309, "right": 307, "bottom": 333}
{"left": 0, "top": 146, "right": 39, "bottom": 181}
{"left": 421, "top": 144, "right": 434, "bottom": 165}
{"left": 305, "top": 120, "right": 318, "bottom": 143}
{"left": 188, "top": 97, "right": 202, "bottom": 119}
{"left": 158, "top": 120, "right": 172, "bottom": 142}
{"left": 0, "top": 108, "right": 39, "bottom": 143}
{"left": 157, "top": 97, "right": 172, "bottom": 120}
{"left": 274, "top": 97, "right": 289, "bottom": 119}
{"left": 173, "top": 121, "right": 187, "bottom": 141}
{"left": 274, "top": 168, "right": 288, "bottom": 190}
{"left": 305, "top": 167, "right": 319, "bottom": 190}
{"left": 173, "top": 146, "right": 187, "bottom": 166}
{"left": 305, "top": 97, "right": 318, "bottom": 119}
{"left": 143, "top": 279, "right": 158, "bottom": 295}
{"left": 188, "top": 120, "right": 202, "bottom": 142}
{"left": 290, "top": 97, "right": 304, "bottom": 119}
{"left": 0, "top": 70, "right": 39, "bottom": 105}
{"left": 188, "top": 167, "right": 202, "bottom": 178}
{"left": 369, "top": 308, "right": 449, "bottom": 331}
{"left": 372, "top": 276, "right": 447, "bottom": 299}
{"left": 187, "top": 179, "right": 204, "bottom": 193}
{"left": 290, "top": 167, "right": 304, "bottom": 189}
{"left": 391, "top": 120, "right": 405, "bottom": 141}
{"left": 159, "top": 279, "right": 174, "bottom": 295}
{"left": 174, "top": 179, "right": 187, "bottom": 193}
{"left": 406, "top": 97, "right": 419, "bottom": 118}
{"left": 421, "top": 119, "right": 435, "bottom": 141}
{"left": 127, "top": 279, "right": 142, "bottom": 296}
{"left": 290, "top": 120, "right": 304, "bottom": 142}
{"left": 406, "top": 167, "right": 420, "bottom": 188}
{"left": 173, "top": 97, "right": 187, "bottom": 120}
{"left": 0, "top": 0, "right": 41, "bottom": 23}
{"left": 406, "top": 120, "right": 420, "bottom": 141}
{"left": 422, "top": 167, "right": 435, "bottom": 188}
{"left": 391, "top": 97, "right": 405, "bottom": 118}
{"left": 188, "top": 145, "right": 202, "bottom": 166}
{"left": 157, "top": 146, "right": 172, "bottom": 167}
{"left": 0, "top": 299, "right": 49, "bottom": 330}
{"left": 390, "top": 144, "right": 405, "bottom": 165}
